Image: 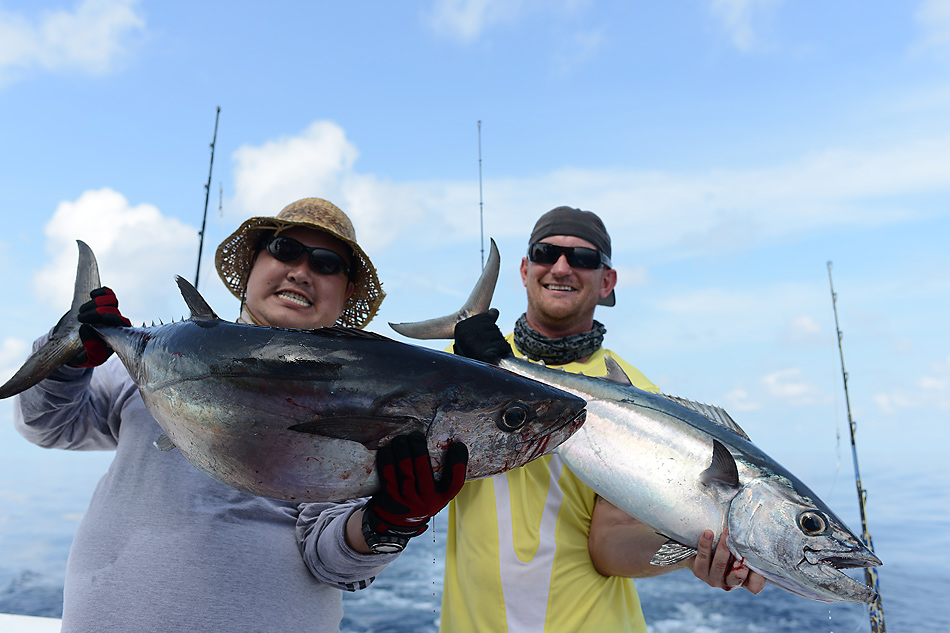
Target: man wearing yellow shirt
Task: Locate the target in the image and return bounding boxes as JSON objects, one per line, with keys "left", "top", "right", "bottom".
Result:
{"left": 441, "top": 206, "right": 764, "bottom": 632}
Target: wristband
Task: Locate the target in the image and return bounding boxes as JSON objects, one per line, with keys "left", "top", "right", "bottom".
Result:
{"left": 361, "top": 508, "right": 409, "bottom": 554}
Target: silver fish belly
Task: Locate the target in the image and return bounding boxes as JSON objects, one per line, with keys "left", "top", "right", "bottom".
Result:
{"left": 503, "top": 355, "right": 882, "bottom": 604}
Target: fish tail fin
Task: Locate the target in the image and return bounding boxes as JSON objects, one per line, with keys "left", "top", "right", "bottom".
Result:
{"left": 0, "top": 240, "right": 101, "bottom": 399}
{"left": 389, "top": 238, "right": 500, "bottom": 340}
{"left": 175, "top": 276, "right": 220, "bottom": 321}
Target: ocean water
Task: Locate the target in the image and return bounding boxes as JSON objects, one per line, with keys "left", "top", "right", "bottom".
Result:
{"left": 0, "top": 439, "right": 947, "bottom": 632}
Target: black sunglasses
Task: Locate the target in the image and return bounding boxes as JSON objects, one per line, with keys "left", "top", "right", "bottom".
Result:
{"left": 264, "top": 236, "right": 351, "bottom": 276}
{"left": 527, "top": 242, "right": 611, "bottom": 270}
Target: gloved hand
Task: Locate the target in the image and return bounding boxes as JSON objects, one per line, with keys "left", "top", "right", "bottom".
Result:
{"left": 453, "top": 308, "right": 512, "bottom": 365}
{"left": 363, "top": 432, "right": 468, "bottom": 544}
{"left": 69, "top": 287, "right": 132, "bottom": 368}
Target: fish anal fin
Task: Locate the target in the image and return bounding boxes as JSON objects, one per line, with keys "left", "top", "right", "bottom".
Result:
{"left": 288, "top": 417, "right": 423, "bottom": 450}
{"left": 154, "top": 433, "right": 177, "bottom": 451}
{"left": 651, "top": 539, "right": 698, "bottom": 566}
{"left": 700, "top": 439, "right": 740, "bottom": 489}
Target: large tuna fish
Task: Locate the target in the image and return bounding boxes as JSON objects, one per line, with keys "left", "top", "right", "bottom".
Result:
{"left": 0, "top": 241, "right": 586, "bottom": 502}
{"left": 390, "top": 240, "right": 883, "bottom": 604}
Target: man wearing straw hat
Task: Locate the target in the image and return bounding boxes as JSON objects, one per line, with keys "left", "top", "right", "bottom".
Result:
{"left": 14, "top": 197, "right": 466, "bottom": 632}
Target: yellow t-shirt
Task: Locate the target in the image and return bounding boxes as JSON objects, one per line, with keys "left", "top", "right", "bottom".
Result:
{"left": 440, "top": 335, "right": 659, "bottom": 633}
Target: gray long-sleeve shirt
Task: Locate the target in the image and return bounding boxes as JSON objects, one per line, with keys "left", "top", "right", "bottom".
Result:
{"left": 14, "top": 337, "right": 397, "bottom": 633}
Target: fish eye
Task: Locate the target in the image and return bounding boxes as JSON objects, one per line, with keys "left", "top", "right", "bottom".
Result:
{"left": 798, "top": 511, "right": 828, "bottom": 535}
{"left": 497, "top": 403, "right": 530, "bottom": 432}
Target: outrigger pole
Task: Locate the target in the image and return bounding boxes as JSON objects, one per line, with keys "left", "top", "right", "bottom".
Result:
{"left": 827, "top": 261, "right": 886, "bottom": 633}
{"left": 194, "top": 106, "right": 221, "bottom": 289}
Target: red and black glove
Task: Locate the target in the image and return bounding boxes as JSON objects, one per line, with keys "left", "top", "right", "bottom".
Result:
{"left": 362, "top": 432, "right": 468, "bottom": 551}
{"left": 69, "top": 287, "right": 132, "bottom": 368}
{"left": 453, "top": 308, "right": 512, "bottom": 365}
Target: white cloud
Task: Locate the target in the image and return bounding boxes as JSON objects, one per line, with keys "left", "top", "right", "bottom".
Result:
{"left": 722, "top": 386, "right": 761, "bottom": 412}
{"left": 874, "top": 355, "right": 950, "bottom": 413}
{"left": 553, "top": 27, "right": 605, "bottom": 74}
{"left": 424, "top": 0, "right": 591, "bottom": 43}
{"left": 230, "top": 119, "right": 950, "bottom": 264}
{"left": 872, "top": 391, "right": 915, "bottom": 415}
{"left": 505, "top": 136, "right": 950, "bottom": 261}
{"left": 762, "top": 368, "right": 826, "bottom": 405}
{"left": 0, "top": 0, "right": 145, "bottom": 86}
{"left": 782, "top": 315, "right": 826, "bottom": 345}
{"left": 653, "top": 287, "right": 760, "bottom": 316}
{"left": 617, "top": 282, "right": 817, "bottom": 358}
{"left": 914, "top": 0, "right": 950, "bottom": 54}
{"left": 229, "top": 120, "right": 484, "bottom": 255}
{"left": 708, "top": 0, "right": 782, "bottom": 52}
{"left": 36, "top": 188, "right": 198, "bottom": 323}
{"left": 614, "top": 264, "right": 649, "bottom": 290}
{"left": 425, "top": 0, "right": 522, "bottom": 42}
{"left": 231, "top": 121, "right": 360, "bottom": 219}
{"left": 717, "top": 369, "right": 827, "bottom": 414}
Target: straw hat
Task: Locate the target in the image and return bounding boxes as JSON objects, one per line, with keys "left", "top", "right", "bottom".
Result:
{"left": 215, "top": 197, "right": 385, "bottom": 329}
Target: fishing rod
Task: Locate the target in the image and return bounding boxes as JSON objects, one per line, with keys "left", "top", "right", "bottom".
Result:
{"left": 194, "top": 106, "right": 221, "bottom": 289}
{"left": 477, "top": 120, "right": 485, "bottom": 270}
{"left": 827, "top": 261, "right": 886, "bottom": 633}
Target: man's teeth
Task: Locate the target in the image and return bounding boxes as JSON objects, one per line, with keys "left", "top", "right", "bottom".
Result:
{"left": 545, "top": 284, "right": 575, "bottom": 292}
{"left": 277, "top": 291, "right": 312, "bottom": 306}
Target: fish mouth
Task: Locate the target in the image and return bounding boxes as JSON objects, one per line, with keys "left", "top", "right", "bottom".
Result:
{"left": 794, "top": 545, "right": 882, "bottom": 603}
{"left": 819, "top": 554, "right": 883, "bottom": 570}
{"left": 803, "top": 546, "right": 882, "bottom": 570}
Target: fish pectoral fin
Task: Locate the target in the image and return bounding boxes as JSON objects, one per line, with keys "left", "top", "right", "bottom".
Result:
{"left": 700, "top": 439, "right": 740, "bottom": 489}
{"left": 651, "top": 539, "right": 698, "bottom": 566}
{"left": 287, "top": 417, "right": 423, "bottom": 450}
{"left": 153, "top": 434, "right": 177, "bottom": 451}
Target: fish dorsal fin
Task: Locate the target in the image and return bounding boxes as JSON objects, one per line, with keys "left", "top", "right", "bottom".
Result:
{"left": 660, "top": 394, "right": 751, "bottom": 441}
{"left": 175, "top": 276, "right": 220, "bottom": 321}
{"left": 700, "top": 439, "right": 740, "bottom": 489}
{"left": 602, "top": 354, "right": 633, "bottom": 386}
{"left": 651, "top": 539, "right": 698, "bottom": 566}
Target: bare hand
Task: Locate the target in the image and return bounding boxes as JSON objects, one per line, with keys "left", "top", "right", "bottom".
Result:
{"left": 691, "top": 529, "right": 766, "bottom": 594}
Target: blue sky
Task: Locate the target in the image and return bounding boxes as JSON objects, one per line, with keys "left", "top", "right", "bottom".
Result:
{"left": 1, "top": 0, "right": 948, "bottom": 481}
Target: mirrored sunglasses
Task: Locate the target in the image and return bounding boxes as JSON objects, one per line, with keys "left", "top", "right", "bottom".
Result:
{"left": 265, "top": 236, "right": 351, "bottom": 276}
{"left": 527, "top": 242, "right": 611, "bottom": 270}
